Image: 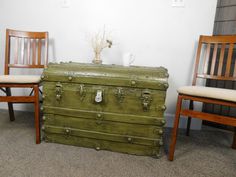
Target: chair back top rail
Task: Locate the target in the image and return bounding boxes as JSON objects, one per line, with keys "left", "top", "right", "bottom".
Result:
{"left": 192, "top": 35, "right": 236, "bottom": 85}
{"left": 4, "top": 29, "right": 48, "bottom": 75}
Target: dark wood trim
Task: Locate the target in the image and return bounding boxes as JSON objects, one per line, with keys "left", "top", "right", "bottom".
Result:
{"left": 6, "top": 88, "right": 15, "bottom": 121}
{"left": 181, "top": 95, "right": 236, "bottom": 108}
{"left": 34, "top": 85, "right": 40, "bottom": 144}
{"left": 181, "top": 109, "right": 236, "bottom": 126}
{"left": 186, "top": 100, "right": 193, "bottom": 136}
{"left": 168, "top": 95, "right": 182, "bottom": 161}
{"left": 0, "top": 96, "right": 35, "bottom": 103}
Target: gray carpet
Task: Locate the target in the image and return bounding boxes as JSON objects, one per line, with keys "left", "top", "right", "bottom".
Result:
{"left": 0, "top": 110, "right": 235, "bottom": 177}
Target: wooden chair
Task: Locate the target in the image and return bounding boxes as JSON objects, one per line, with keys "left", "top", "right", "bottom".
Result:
{"left": 0, "top": 29, "right": 48, "bottom": 144}
{"left": 169, "top": 35, "right": 236, "bottom": 161}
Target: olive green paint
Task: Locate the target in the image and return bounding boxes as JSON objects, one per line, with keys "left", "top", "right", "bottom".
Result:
{"left": 45, "top": 133, "right": 161, "bottom": 157}
{"left": 43, "top": 106, "right": 165, "bottom": 125}
{"left": 42, "top": 62, "right": 168, "bottom": 157}
{"left": 44, "top": 125, "right": 162, "bottom": 147}
{"left": 44, "top": 114, "right": 163, "bottom": 139}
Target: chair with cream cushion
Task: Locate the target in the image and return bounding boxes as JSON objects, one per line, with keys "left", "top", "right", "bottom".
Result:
{"left": 169, "top": 35, "right": 236, "bottom": 161}
{"left": 0, "top": 29, "right": 48, "bottom": 144}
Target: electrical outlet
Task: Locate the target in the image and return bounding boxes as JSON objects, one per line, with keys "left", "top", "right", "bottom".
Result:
{"left": 172, "top": 0, "right": 185, "bottom": 7}
{"left": 61, "top": 0, "right": 71, "bottom": 8}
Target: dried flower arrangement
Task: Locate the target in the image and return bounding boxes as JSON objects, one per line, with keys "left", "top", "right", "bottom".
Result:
{"left": 91, "top": 28, "right": 112, "bottom": 64}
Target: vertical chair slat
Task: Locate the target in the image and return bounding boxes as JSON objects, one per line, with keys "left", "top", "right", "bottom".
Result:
{"left": 225, "top": 43, "right": 234, "bottom": 77}
{"left": 5, "top": 30, "right": 10, "bottom": 75}
{"left": 27, "top": 39, "right": 31, "bottom": 65}
{"left": 234, "top": 58, "right": 236, "bottom": 77}
{"left": 210, "top": 44, "right": 218, "bottom": 75}
{"left": 203, "top": 43, "right": 211, "bottom": 75}
{"left": 20, "top": 38, "right": 24, "bottom": 65}
{"left": 23, "top": 38, "right": 27, "bottom": 64}
{"left": 32, "top": 39, "right": 36, "bottom": 65}
{"left": 44, "top": 36, "right": 48, "bottom": 66}
{"left": 14, "top": 38, "right": 19, "bottom": 64}
{"left": 192, "top": 40, "right": 203, "bottom": 85}
{"left": 217, "top": 43, "right": 226, "bottom": 76}
{"left": 37, "top": 39, "right": 41, "bottom": 65}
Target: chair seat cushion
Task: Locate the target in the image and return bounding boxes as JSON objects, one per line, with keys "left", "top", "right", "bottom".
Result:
{"left": 178, "top": 86, "right": 236, "bottom": 102}
{"left": 0, "top": 75, "right": 41, "bottom": 84}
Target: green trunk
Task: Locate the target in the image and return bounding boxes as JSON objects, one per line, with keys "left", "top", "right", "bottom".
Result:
{"left": 42, "top": 62, "right": 168, "bottom": 158}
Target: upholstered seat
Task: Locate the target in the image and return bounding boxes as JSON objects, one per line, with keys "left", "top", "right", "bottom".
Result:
{"left": 0, "top": 75, "right": 41, "bottom": 84}
{"left": 178, "top": 86, "right": 236, "bottom": 103}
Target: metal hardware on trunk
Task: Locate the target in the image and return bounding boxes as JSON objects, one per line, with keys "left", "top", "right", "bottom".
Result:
{"left": 67, "top": 71, "right": 74, "bottom": 81}
{"left": 161, "top": 105, "right": 166, "bottom": 111}
{"left": 40, "top": 106, "right": 44, "bottom": 111}
{"left": 131, "top": 80, "right": 136, "bottom": 86}
{"left": 95, "top": 90, "right": 103, "bottom": 103}
{"left": 78, "top": 84, "right": 86, "bottom": 101}
{"left": 42, "top": 116, "right": 46, "bottom": 121}
{"left": 159, "top": 140, "right": 163, "bottom": 146}
{"left": 56, "top": 94, "right": 61, "bottom": 101}
{"left": 115, "top": 88, "right": 125, "bottom": 103}
{"left": 127, "top": 137, "right": 133, "bottom": 143}
{"left": 42, "top": 94, "right": 46, "bottom": 100}
{"left": 152, "top": 149, "right": 161, "bottom": 158}
{"left": 161, "top": 119, "right": 166, "bottom": 125}
{"left": 41, "top": 75, "right": 45, "bottom": 80}
{"left": 55, "top": 82, "right": 62, "bottom": 92}
{"left": 156, "top": 105, "right": 167, "bottom": 111}
{"left": 95, "top": 146, "right": 100, "bottom": 151}
{"left": 140, "top": 90, "right": 152, "bottom": 111}
{"left": 55, "top": 82, "right": 63, "bottom": 102}
{"left": 164, "top": 83, "right": 169, "bottom": 89}
{"left": 154, "top": 128, "right": 163, "bottom": 135}
{"left": 65, "top": 128, "right": 71, "bottom": 135}
{"left": 96, "top": 113, "right": 103, "bottom": 124}
{"left": 41, "top": 126, "right": 45, "bottom": 131}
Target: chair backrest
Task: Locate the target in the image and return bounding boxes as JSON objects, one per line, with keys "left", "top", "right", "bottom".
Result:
{"left": 192, "top": 35, "right": 236, "bottom": 85}
{"left": 4, "top": 29, "right": 49, "bottom": 75}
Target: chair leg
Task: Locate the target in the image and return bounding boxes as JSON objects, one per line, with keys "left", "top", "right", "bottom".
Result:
{"left": 232, "top": 127, "right": 236, "bottom": 149}
{"left": 6, "top": 87, "right": 15, "bottom": 121}
{"left": 34, "top": 85, "right": 40, "bottom": 144}
{"left": 186, "top": 100, "right": 193, "bottom": 136}
{"left": 169, "top": 95, "right": 183, "bottom": 161}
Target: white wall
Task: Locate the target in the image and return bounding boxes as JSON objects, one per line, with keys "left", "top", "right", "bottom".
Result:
{"left": 0, "top": 0, "right": 217, "bottom": 129}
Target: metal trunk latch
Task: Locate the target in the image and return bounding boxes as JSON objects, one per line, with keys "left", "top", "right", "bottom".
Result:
{"left": 115, "top": 88, "right": 125, "bottom": 103}
{"left": 78, "top": 84, "right": 86, "bottom": 101}
{"left": 55, "top": 82, "right": 63, "bottom": 101}
{"left": 95, "top": 90, "right": 103, "bottom": 103}
{"left": 140, "top": 89, "right": 152, "bottom": 111}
